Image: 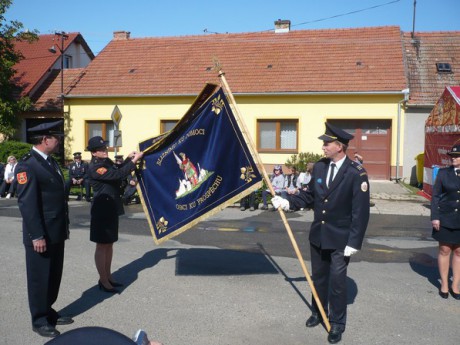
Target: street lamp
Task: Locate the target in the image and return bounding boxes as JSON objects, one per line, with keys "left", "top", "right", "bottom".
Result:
{"left": 48, "top": 31, "right": 69, "bottom": 108}
{"left": 48, "top": 31, "right": 69, "bottom": 164}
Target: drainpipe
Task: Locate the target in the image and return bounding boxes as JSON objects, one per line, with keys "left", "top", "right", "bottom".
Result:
{"left": 395, "top": 88, "right": 410, "bottom": 182}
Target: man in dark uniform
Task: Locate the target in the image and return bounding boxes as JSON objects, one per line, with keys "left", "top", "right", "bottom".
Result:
{"left": 66, "top": 152, "right": 91, "bottom": 201}
{"left": 272, "top": 123, "right": 370, "bottom": 344}
{"left": 16, "top": 120, "right": 73, "bottom": 338}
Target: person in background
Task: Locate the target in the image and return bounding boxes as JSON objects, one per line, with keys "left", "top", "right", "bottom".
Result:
{"left": 240, "top": 191, "right": 256, "bottom": 211}
{"left": 16, "top": 120, "right": 73, "bottom": 338}
{"left": 66, "top": 152, "right": 91, "bottom": 202}
{"left": 272, "top": 123, "right": 370, "bottom": 344}
{"left": 298, "top": 162, "right": 315, "bottom": 191}
{"left": 0, "top": 160, "right": 5, "bottom": 185}
{"left": 353, "top": 152, "right": 364, "bottom": 165}
{"left": 281, "top": 166, "right": 301, "bottom": 200}
{"left": 0, "top": 155, "right": 18, "bottom": 198}
{"left": 86, "top": 137, "right": 143, "bottom": 293}
{"left": 261, "top": 165, "right": 284, "bottom": 210}
{"left": 431, "top": 142, "right": 460, "bottom": 300}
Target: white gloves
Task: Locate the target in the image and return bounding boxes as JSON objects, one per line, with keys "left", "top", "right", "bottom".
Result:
{"left": 344, "top": 246, "right": 359, "bottom": 257}
{"left": 271, "top": 196, "right": 290, "bottom": 211}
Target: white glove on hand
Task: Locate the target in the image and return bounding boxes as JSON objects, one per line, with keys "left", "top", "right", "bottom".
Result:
{"left": 271, "top": 196, "right": 290, "bottom": 211}
{"left": 344, "top": 246, "right": 358, "bottom": 257}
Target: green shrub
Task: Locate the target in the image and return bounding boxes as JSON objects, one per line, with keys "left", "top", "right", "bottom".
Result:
{"left": 0, "top": 140, "right": 32, "bottom": 163}
{"left": 285, "top": 152, "right": 323, "bottom": 171}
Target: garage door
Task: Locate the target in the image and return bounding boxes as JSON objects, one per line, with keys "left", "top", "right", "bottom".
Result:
{"left": 329, "top": 120, "right": 391, "bottom": 180}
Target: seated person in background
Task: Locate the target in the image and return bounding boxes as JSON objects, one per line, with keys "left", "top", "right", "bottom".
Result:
{"left": 0, "top": 155, "right": 18, "bottom": 199}
{"left": 66, "top": 152, "right": 91, "bottom": 201}
{"left": 240, "top": 191, "right": 256, "bottom": 211}
{"left": 261, "top": 165, "right": 284, "bottom": 210}
{"left": 0, "top": 161, "right": 5, "bottom": 186}
{"left": 297, "top": 162, "right": 315, "bottom": 191}
{"left": 281, "top": 166, "right": 301, "bottom": 200}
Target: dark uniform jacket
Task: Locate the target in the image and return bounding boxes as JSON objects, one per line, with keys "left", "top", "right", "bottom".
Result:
{"left": 68, "top": 161, "right": 89, "bottom": 179}
{"left": 88, "top": 157, "right": 136, "bottom": 216}
{"left": 431, "top": 166, "right": 460, "bottom": 230}
{"left": 16, "top": 150, "right": 69, "bottom": 245}
{"left": 289, "top": 156, "right": 370, "bottom": 250}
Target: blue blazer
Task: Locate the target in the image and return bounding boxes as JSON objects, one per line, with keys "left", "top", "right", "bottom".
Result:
{"left": 290, "top": 156, "right": 370, "bottom": 250}
{"left": 431, "top": 166, "right": 460, "bottom": 230}
{"left": 16, "top": 150, "right": 69, "bottom": 245}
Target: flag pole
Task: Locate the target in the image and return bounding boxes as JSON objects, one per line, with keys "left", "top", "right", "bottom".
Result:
{"left": 217, "top": 67, "right": 331, "bottom": 332}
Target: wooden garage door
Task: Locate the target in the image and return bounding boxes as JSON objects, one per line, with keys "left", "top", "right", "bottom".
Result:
{"left": 329, "top": 120, "right": 391, "bottom": 180}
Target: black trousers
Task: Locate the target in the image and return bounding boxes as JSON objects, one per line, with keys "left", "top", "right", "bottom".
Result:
{"left": 25, "top": 242, "right": 65, "bottom": 327}
{"left": 310, "top": 243, "right": 350, "bottom": 331}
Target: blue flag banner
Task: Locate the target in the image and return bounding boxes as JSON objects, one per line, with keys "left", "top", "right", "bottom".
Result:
{"left": 137, "top": 84, "right": 263, "bottom": 244}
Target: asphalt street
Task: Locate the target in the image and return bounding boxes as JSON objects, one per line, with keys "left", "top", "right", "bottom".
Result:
{"left": 1, "top": 181, "right": 459, "bottom": 345}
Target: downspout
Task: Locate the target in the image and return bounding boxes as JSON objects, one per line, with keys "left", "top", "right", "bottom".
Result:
{"left": 395, "top": 89, "right": 410, "bottom": 181}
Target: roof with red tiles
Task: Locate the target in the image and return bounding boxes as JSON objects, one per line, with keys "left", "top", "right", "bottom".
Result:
{"left": 403, "top": 31, "right": 460, "bottom": 105}
{"left": 32, "top": 68, "right": 85, "bottom": 110}
{"left": 13, "top": 33, "right": 93, "bottom": 98}
{"left": 68, "top": 26, "right": 407, "bottom": 97}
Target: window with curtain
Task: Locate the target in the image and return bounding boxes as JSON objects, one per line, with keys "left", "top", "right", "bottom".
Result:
{"left": 86, "top": 121, "right": 115, "bottom": 150}
{"left": 257, "top": 120, "right": 298, "bottom": 152}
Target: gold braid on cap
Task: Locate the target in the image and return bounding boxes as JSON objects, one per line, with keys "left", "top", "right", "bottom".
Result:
{"left": 324, "top": 134, "right": 338, "bottom": 140}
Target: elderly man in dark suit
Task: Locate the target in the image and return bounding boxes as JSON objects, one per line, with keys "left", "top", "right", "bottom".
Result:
{"left": 16, "top": 120, "right": 73, "bottom": 338}
{"left": 272, "top": 123, "right": 370, "bottom": 344}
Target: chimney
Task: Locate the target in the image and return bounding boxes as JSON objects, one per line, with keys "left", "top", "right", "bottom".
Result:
{"left": 113, "top": 31, "right": 131, "bottom": 40}
{"left": 274, "top": 19, "right": 291, "bottom": 33}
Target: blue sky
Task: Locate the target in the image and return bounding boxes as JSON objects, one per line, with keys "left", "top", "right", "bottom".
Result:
{"left": 6, "top": 0, "right": 460, "bottom": 55}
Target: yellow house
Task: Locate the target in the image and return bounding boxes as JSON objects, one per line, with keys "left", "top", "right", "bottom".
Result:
{"left": 65, "top": 24, "right": 408, "bottom": 180}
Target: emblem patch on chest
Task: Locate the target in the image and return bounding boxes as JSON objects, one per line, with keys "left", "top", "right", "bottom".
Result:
{"left": 96, "top": 167, "right": 108, "bottom": 175}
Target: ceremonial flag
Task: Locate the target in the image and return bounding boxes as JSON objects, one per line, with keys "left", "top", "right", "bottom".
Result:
{"left": 137, "top": 83, "right": 263, "bottom": 244}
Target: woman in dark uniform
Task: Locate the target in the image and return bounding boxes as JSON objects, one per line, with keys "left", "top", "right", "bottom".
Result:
{"left": 86, "top": 136, "right": 143, "bottom": 293}
{"left": 431, "top": 142, "right": 460, "bottom": 300}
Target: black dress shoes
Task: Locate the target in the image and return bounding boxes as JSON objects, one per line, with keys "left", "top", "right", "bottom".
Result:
{"left": 98, "top": 280, "right": 119, "bottom": 293}
{"left": 439, "top": 289, "right": 449, "bottom": 299}
{"left": 109, "top": 280, "right": 124, "bottom": 287}
{"left": 56, "top": 316, "right": 74, "bottom": 325}
{"left": 450, "top": 288, "right": 460, "bottom": 300}
{"left": 33, "top": 325, "right": 60, "bottom": 338}
{"left": 305, "top": 314, "right": 322, "bottom": 328}
{"left": 327, "top": 326, "right": 343, "bottom": 344}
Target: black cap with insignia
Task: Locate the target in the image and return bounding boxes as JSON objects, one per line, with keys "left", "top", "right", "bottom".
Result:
{"left": 447, "top": 143, "right": 460, "bottom": 156}
{"left": 73, "top": 152, "right": 82, "bottom": 157}
{"left": 27, "top": 120, "right": 64, "bottom": 137}
{"left": 318, "top": 123, "right": 354, "bottom": 145}
{"left": 86, "top": 136, "right": 108, "bottom": 152}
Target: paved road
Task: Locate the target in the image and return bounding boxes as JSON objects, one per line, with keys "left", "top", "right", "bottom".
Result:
{"left": 1, "top": 183, "right": 458, "bottom": 345}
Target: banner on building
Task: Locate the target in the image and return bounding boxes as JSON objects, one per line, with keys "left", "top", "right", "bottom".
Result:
{"left": 137, "top": 83, "right": 263, "bottom": 244}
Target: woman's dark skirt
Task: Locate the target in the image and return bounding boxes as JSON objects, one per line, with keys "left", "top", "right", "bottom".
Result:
{"left": 432, "top": 225, "right": 460, "bottom": 245}
{"left": 90, "top": 195, "right": 119, "bottom": 243}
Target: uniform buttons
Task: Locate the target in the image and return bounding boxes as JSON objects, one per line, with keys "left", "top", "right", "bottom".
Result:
{"left": 321, "top": 221, "right": 325, "bottom": 224}
{"left": 325, "top": 199, "right": 328, "bottom": 202}
{"left": 455, "top": 209, "right": 458, "bottom": 212}
{"left": 322, "top": 210, "right": 326, "bottom": 214}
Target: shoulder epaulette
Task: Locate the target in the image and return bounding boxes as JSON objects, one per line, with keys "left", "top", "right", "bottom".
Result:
{"left": 20, "top": 153, "right": 32, "bottom": 162}
{"left": 350, "top": 160, "right": 367, "bottom": 173}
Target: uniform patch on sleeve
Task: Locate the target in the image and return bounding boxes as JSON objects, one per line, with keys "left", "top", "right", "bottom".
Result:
{"left": 361, "top": 181, "right": 368, "bottom": 192}
{"left": 17, "top": 172, "right": 28, "bottom": 184}
{"left": 96, "top": 167, "right": 108, "bottom": 175}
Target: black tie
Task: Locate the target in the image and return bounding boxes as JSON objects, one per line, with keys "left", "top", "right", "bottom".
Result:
{"left": 456, "top": 169, "right": 460, "bottom": 177}
{"left": 328, "top": 163, "right": 336, "bottom": 188}
{"left": 47, "top": 157, "right": 60, "bottom": 174}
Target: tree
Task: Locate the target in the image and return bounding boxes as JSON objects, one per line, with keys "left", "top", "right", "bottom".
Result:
{"left": 0, "top": 0, "right": 37, "bottom": 139}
